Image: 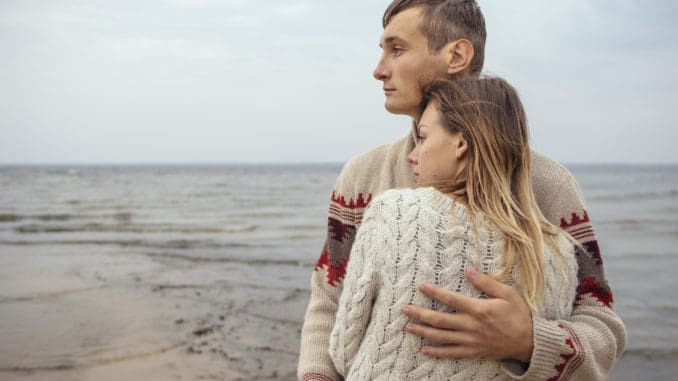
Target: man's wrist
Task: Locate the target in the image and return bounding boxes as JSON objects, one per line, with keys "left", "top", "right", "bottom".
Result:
{"left": 515, "top": 310, "right": 535, "bottom": 363}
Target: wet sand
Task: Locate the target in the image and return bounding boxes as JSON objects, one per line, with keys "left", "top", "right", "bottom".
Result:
{"left": 0, "top": 245, "right": 308, "bottom": 380}
{"left": 1, "top": 244, "right": 676, "bottom": 380}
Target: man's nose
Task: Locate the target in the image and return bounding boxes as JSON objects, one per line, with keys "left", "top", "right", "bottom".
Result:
{"left": 373, "top": 58, "right": 389, "bottom": 81}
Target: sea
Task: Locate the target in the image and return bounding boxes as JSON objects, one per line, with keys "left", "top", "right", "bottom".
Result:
{"left": 0, "top": 163, "right": 676, "bottom": 380}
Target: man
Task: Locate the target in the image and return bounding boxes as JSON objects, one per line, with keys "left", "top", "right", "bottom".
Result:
{"left": 298, "top": 1, "right": 626, "bottom": 380}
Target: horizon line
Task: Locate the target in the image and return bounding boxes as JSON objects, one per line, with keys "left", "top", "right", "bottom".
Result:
{"left": 1, "top": 161, "right": 678, "bottom": 167}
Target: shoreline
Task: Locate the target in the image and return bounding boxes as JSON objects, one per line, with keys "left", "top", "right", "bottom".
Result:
{"left": 1, "top": 244, "right": 677, "bottom": 380}
{"left": 0, "top": 245, "right": 308, "bottom": 380}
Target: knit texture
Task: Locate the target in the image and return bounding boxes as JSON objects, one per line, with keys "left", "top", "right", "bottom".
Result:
{"left": 298, "top": 133, "right": 627, "bottom": 381}
{"left": 328, "top": 187, "right": 578, "bottom": 380}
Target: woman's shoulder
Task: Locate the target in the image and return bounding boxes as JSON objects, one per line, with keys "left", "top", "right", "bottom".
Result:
{"left": 372, "top": 187, "right": 454, "bottom": 210}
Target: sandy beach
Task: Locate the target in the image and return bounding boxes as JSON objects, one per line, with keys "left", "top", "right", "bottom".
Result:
{"left": 2, "top": 244, "right": 677, "bottom": 381}
{"left": 0, "top": 244, "right": 309, "bottom": 381}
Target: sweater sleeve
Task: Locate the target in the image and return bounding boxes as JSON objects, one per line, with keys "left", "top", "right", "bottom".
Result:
{"left": 328, "top": 198, "right": 388, "bottom": 376}
{"left": 298, "top": 158, "right": 369, "bottom": 381}
{"left": 503, "top": 167, "right": 627, "bottom": 380}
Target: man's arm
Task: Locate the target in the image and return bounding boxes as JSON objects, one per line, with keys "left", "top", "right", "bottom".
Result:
{"left": 402, "top": 163, "right": 627, "bottom": 380}
{"left": 298, "top": 161, "right": 371, "bottom": 381}
{"left": 404, "top": 265, "right": 626, "bottom": 380}
{"left": 298, "top": 256, "right": 344, "bottom": 381}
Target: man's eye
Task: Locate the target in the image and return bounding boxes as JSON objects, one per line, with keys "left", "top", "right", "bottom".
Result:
{"left": 393, "top": 47, "right": 404, "bottom": 56}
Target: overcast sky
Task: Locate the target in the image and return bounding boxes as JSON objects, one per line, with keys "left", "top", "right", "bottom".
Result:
{"left": 1, "top": 0, "right": 677, "bottom": 164}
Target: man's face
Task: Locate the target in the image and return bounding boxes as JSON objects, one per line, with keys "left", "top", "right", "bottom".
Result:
{"left": 374, "top": 7, "right": 449, "bottom": 117}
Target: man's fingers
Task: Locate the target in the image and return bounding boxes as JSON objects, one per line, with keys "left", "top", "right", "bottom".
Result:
{"left": 405, "top": 322, "right": 474, "bottom": 345}
{"left": 465, "top": 267, "right": 514, "bottom": 300}
{"left": 417, "top": 282, "right": 481, "bottom": 315}
{"left": 401, "top": 304, "right": 475, "bottom": 331}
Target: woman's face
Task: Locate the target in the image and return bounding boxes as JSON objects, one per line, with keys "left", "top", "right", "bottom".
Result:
{"left": 407, "top": 102, "right": 467, "bottom": 185}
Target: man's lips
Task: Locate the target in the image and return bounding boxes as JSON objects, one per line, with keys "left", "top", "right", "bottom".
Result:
{"left": 383, "top": 87, "right": 396, "bottom": 95}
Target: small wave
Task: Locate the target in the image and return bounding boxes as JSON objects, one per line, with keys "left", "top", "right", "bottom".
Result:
{"left": 589, "top": 189, "right": 678, "bottom": 202}
{"left": 281, "top": 225, "right": 320, "bottom": 231}
{"left": 113, "top": 212, "right": 132, "bottom": 222}
{"left": 623, "top": 347, "right": 678, "bottom": 359}
{"left": 0, "top": 286, "right": 106, "bottom": 303}
{"left": 611, "top": 252, "right": 676, "bottom": 259}
{"left": 229, "top": 212, "right": 289, "bottom": 219}
{"left": 141, "top": 251, "right": 314, "bottom": 267}
{"left": 605, "top": 217, "right": 678, "bottom": 225}
{"left": 0, "top": 213, "right": 136, "bottom": 224}
{"left": 0, "top": 343, "right": 182, "bottom": 372}
{"left": 0, "top": 214, "right": 21, "bottom": 222}
{"left": 0, "top": 214, "right": 74, "bottom": 223}
{"left": 221, "top": 225, "right": 258, "bottom": 233}
{"left": 15, "top": 223, "right": 258, "bottom": 234}
{"left": 0, "top": 239, "right": 265, "bottom": 250}
{"left": 598, "top": 218, "right": 678, "bottom": 234}
{"left": 244, "top": 311, "right": 302, "bottom": 327}
{"left": 163, "top": 239, "right": 254, "bottom": 249}
{"left": 286, "top": 235, "right": 315, "bottom": 241}
{"left": 36, "top": 214, "right": 71, "bottom": 221}
{"left": 656, "top": 305, "right": 678, "bottom": 314}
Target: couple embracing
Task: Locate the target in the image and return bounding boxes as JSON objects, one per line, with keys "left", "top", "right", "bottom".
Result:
{"left": 299, "top": 1, "right": 626, "bottom": 380}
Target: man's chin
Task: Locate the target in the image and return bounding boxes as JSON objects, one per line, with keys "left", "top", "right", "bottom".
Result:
{"left": 384, "top": 101, "right": 415, "bottom": 117}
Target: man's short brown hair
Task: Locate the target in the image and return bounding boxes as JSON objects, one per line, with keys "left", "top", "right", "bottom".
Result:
{"left": 383, "top": 0, "right": 486, "bottom": 75}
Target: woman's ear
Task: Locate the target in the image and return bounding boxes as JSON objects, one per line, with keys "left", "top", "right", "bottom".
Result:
{"left": 442, "top": 39, "right": 475, "bottom": 76}
{"left": 455, "top": 134, "right": 469, "bottom": 160}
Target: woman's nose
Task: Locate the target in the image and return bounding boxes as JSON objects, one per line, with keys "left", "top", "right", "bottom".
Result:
{"left": 407, "top": 145, "right": 419, "bottom": 165}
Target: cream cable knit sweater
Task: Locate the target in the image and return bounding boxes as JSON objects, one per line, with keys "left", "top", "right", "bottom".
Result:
{"left": 329, "top": 187, "right": 578, "bottom": 381}
{"left": 299, "top": 134, "right": 626, "bottom": 381}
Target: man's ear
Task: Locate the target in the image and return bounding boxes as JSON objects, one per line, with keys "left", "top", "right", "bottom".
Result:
{"left": 442, "top": 39, "right": 475, "bottom": 76}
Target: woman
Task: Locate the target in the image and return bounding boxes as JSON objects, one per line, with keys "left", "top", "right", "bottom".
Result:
{"left": 329, "top": 77, "right": 578, "bottom": 380}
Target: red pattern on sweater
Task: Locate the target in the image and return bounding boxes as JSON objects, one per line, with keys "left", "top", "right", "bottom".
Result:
{"left": 331, "top": 191, "right": 372, "bottom": 209}
{"left": 315, "top": 192, "right": 373, "bottom": 287}
{"left": 314, "top": 250, "right": 349, "bottom": 287}
{"left": 548, "top": 323, "right": 585, "bottom": 381}
{"left": 559, "top": 210, "right": 590, "bottom": 229}
{"left": 559, "top": 211, "right": 613, "bottom": 308}
{"left": 577, "top": 275, "right": 614, "bottom": 308}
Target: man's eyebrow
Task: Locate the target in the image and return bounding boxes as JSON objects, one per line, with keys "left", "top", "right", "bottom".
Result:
{"left": 379, "top": 35, "right": 406, "bottom": 47}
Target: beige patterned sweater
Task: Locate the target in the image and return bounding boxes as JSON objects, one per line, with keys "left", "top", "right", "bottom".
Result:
{"left": 328, "top": 187, "right": 578, "bottom": 380}
{"left": 298, "top": 134, "right": 627, "bottom": 381}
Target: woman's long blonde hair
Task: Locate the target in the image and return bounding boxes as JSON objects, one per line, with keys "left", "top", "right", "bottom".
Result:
{"left": 418, "top": 76, "right": 567, "bottom": 310}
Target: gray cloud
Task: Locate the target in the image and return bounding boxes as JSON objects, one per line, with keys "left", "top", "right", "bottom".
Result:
{"left": 0, "top": 0, "right": 676, "bottom": 164}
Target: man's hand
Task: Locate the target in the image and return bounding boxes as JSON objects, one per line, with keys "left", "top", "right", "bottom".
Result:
{"left": 401, "top": 267, "right": 534, "bottom": 363}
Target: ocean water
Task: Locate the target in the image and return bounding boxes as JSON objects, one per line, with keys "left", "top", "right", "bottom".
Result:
{"left": 0, "top": 163, "right": 676, "bottom": 379}
{"left": 569, "top": 164, "right": 678, "bottom": 380}
{"left": 0, "top": 164, "right": 337, "bottom": 266}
